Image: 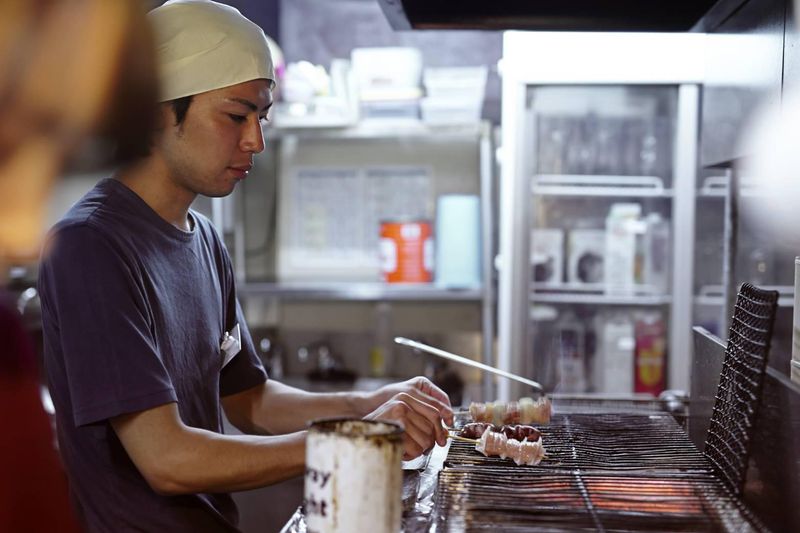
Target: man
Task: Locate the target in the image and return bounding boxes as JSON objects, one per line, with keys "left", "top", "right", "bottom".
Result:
{"left": 38, "top": 1, "right": 453, "bottom": 531}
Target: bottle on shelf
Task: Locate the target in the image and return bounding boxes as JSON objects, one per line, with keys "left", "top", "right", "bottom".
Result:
{"left": 605, "top": 203, "right": 643, "bottom": 295}
{"left": 633, "top": 310, "right": 667, "bottom": 396}
{"left": 594, "top": 311, "right": 635, "bottom": 393}
{"left": 643, "top": 213, "right": 671, "bottom": 294}
{"left": 555, "top": 310, "right": 588, "bottom": 393}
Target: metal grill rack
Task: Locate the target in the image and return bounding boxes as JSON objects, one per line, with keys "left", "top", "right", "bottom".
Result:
{"left": 435, "top": 412, "right": 767, "bottom": 532}
{"left": 704, "top": 283, "right": 779, "bottom": 496}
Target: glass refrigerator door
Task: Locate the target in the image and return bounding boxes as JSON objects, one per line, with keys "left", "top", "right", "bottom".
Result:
{"left": 526, "top": 85, "right": 679, "bottom": 395}
{"left": 693, "top": 165, "right": 797, "bottom": 374}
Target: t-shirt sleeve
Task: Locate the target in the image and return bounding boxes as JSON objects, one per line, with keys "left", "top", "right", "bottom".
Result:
{"left": 218, "top": 248, "right": 267, "bottom": 397}
{"left": 39, "top": 226, "right": 177, "bottom": 426}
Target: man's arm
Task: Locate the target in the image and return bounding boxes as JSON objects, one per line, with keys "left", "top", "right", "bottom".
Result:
{"left": 222, "top": 377, "right": 454, "bottom": 459}
{"left": 110, "top": 402, "right": 305, "bottom": 496}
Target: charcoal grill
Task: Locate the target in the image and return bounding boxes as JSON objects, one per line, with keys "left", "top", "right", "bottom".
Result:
{"left": 434, "top": 407, "right": 765, "bottom": 532}
{"left": 431, "top": 284, "right": 778, "bottom": 532}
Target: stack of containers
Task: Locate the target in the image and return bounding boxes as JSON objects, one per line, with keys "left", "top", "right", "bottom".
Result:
{"left": 421, "top": 66, "right": 488, "bottom": 125}
{"left": 350, "top": 47, "right": 423, "bottom": 120}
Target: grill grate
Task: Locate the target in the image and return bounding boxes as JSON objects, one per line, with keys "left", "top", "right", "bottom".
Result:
{"left": 446, "top": 413, "right": 708, "bottom": 473}
{"left": 435, "top": 412, "right": 766, "bottom": 532}
{"left": 704, "top": 283, "right": 778, "bottom": 496}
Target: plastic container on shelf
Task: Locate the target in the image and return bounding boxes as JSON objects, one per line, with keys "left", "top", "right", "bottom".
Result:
{"left": 568, "top": 228, "right": 605, "bottom": 285}
{"left": 595, "top": 312, "right": 635, "bottom": 393}
{"left": 605, "top": 203, "right": 643, "bottom": 295}
{"left": 531, "top": 228, "right": 565, "bottom": 284}
{"left": 423, "top": 66, "right": 488, "bottom": 101}
{"left": 643, "top": 213, "right": 671, "bottom": 294}
{"left": 555, "top": 311, "right": 588, "bottom": 393}
{"left": 351, "top": 47, "right": 423, "bottom": 101}
{"left": 420, "top": 97, "right": 481, "bottom": 125}
{"left": 435, "top": 195, "right": 481, "bottom": 288}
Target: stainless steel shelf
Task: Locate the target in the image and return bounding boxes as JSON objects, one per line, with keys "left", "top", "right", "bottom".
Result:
{"left": 242, "top": 282, "right": 483, "bottom": 302}
{"left": 531, "top": 287, "right": 671, "bottom": 306}
{"left": 532, "top": 174, "right": 673, "bottom": 198}
{"left": 267, "top": 120, "right": 487, "bottom": 141}
{"left": 697, "top": 176, "right": 768, "bottom": 198}
{"left": 694, "top": 284, "right": 795, "bottom": 307}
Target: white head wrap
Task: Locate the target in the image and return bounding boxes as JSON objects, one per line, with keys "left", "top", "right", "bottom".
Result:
{"left": 148, "top": 0, "right": 275, "bottom": 102}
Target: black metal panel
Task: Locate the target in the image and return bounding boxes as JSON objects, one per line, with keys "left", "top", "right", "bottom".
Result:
{"left": 690, "top": 326, "right": 726, "bottom": 451}
{"left": 377, "top": 0, "right": 718, "bottom": 31}
{"left": 744, "top": 366, "right": 800, "bottom": 532}
{"left": 783, "top": 1, "right": 800, "bottom": 91}
{"left": 699, "top": 0, "right": 786, "bottom": 167}
{"left": 691, "top": 325, "right": 800, "bottom": 532}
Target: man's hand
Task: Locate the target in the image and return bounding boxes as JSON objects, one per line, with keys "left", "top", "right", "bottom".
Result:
{"left": 361, "top": 377, "right": 454, "bottom": 460}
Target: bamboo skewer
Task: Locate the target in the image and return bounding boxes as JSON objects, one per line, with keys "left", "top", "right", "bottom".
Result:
{"left": 448, "top": 433, "right": 479, "bottom": 444}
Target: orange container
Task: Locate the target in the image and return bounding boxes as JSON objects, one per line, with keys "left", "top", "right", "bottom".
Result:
{"left": 379, "top": 220, "right": 433, "bottom": 283}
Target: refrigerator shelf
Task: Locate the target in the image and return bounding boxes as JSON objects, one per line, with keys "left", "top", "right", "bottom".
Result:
{"left": 530, "top": 287, "right": 671, "bottom": 306}
{"left": 694, "top": 284, "right": 794, "bottom": 307}
{"left": 697, "top": 175, "right": 767, "bottom": 198}
{"left": 532, "top": 174, "right": 673, "bottom": 198}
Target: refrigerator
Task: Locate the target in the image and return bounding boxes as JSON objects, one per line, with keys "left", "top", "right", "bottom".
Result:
{"left": 497, "top": 32, "right": 704, "bottom": 400}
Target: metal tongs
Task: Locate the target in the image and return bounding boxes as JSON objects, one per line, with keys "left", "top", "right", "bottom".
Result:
{"left": 394, "top": 337, "right": 543, "bottom": 392}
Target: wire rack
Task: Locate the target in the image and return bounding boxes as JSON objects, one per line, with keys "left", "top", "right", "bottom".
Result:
{"left": 436, "top": 411, "right": 767, "bottom": 532}
{"left": 704, "top": 283, "right": 779, "bottom": 496}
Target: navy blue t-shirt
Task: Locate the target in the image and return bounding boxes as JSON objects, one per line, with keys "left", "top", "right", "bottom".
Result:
{"left": 38, "top": 178, "right": 267, "bottom": 532}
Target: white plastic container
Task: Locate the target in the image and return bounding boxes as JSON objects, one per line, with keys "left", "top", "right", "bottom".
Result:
{"left": 435, "top": 195, "right": 481, "bottom": 288}
{"left": 643, "top": 213, "right": 671, "bottom": 294}
{"left": 531, "top": 228, "right": 564, "bottom": 284}
{"left": 351, "top": 47, "right": 423, "bottom": 101}
{"left": 305, "top": 419, "right": 403, "bottom": 533}
{"left": 423, "top": 66, "right": 488, "bottom": 101}
{"left": 556, "top": 311, "right": 588, "bottom": 393}
{"left": 568, "top": 229, "right": 605, "bottom": 285}
{"left": 420, "top": 97, "right": 482, "bottom": 125}
{"left": 596, "top": 312, "right": 635, "bottom": 393}
{"left": 605, "top": 203, "right": 643, "bottom": 295}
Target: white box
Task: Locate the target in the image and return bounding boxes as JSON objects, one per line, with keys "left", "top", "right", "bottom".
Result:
{"left": 531, "top": 229, "right": 564, "bottom": 284}
{"left": 605, "top": 203, "right": 643, "bottom": 295}
{"left": 423, "top": 66, "right": 488, "bottom": 101}
{"left": 351, "top": 47, "right": 423, "bottom": 101}
{"left": 568, "top": 229, "right": 605, "bottom": 284}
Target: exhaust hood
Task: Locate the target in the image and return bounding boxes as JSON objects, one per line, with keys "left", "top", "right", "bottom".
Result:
{"left": 377, "top": 0, "right": 718, "bottom": 31}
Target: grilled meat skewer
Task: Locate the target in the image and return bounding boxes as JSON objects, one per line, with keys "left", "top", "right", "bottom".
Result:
{"left": 476, "top": 428, "right": 546, "bottom": 466}
{"left": 469, "top": 396, "right": 552, "bottom": 426}
{"left": 458, "top": 422, "right": 542, "bottom": 442}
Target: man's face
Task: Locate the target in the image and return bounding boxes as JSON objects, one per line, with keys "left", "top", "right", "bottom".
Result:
{"left": 157, "top": 78, "right": 273, "bottom": 198}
